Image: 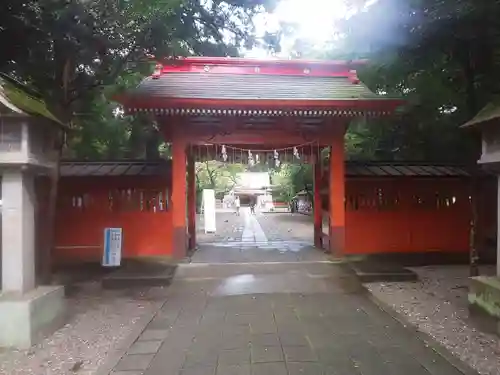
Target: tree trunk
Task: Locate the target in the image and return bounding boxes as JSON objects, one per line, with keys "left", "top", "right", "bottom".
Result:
{"left": 462, "top": 42, "right": 478, "bottom": 117}
{"left": 460, "top": 43, "right": 481, "bottom": 277}
{"left": 145, "top": 128, "right": 161, "bottom": 159}
{"left": 39, "top": 150, "right": 62, "bottom": 285}
{"left": 470, "top": 169, "right": 480, "bottom": 277}
{"left": 127, "top": 120, "right": 146, "bottom": 158}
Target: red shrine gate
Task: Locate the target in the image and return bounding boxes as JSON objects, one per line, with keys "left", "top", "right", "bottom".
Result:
{"left": 116, "top": 57, "right": 404, "bottom": 258}
{"left": 52, "top": 160, "right": 496, "bottom": 265}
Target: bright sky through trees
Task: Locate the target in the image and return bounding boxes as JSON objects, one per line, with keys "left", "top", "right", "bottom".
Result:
{"left": 247, "top": 0, "right": 378, "bottom": 58}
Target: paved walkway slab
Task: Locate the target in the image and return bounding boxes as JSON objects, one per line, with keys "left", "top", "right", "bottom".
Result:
{"left": 100, "top": 211, "right": 476, "bottom": 375}
{"left": 102, "top": 261, "right": 474, "bottom": 375}
{"left": 193, "top": 209, "right": 327, "bottom": 264}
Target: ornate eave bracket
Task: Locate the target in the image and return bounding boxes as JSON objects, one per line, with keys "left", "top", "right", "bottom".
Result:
{"left": 127, "top": 107, "right": 391, "bottom": 117}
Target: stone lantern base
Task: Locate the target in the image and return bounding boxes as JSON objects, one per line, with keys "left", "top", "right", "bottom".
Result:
{"left": 0, "top": 286, "right": 66, "bottom": 348}
{"left": 1, "top": 170, "right": 66, "bottom": 349}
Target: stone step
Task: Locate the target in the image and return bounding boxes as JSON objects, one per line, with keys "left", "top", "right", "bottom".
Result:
{"left": 101, "top": 259, "right": 177, "bottom": 289}
{"left": 348, "top": 260, "right": 418, "bottom": 283}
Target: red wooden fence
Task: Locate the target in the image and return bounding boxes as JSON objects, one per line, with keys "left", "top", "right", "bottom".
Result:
{"left": 51, "top": 161, "right": 496, "bottom": 264}
{"left": 345, "top": 178, "right": 475, "bottom": 254}
{"left": 54, "top": 176, "right": 171, "bottom": 264}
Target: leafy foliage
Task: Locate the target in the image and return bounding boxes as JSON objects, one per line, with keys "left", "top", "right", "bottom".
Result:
{"left": 1, "top": 0, "right": 274, "bottom": 157}
{"left": 268, "top": 0, "right": 500, "bottom": 195}
{"left": 334, "top": 0, "right": 500, "bottom": 162}
{"left": 195, "top": 161, "right": 247, "bottom": 196}
{"left": 0, "top": 0, "right": 275, "bottom": 280}
{"left": 271, "top": 163, "right": 313, "bottom": 202}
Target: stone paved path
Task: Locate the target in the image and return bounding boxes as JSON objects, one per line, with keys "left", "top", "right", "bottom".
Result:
{"left": 104, "top": 210, "right": 476, "bottom": 375}
{"left": 193, "top": 208, "right": 327, "bottom": 263}
{"left": 197, "top": 208, "right": 318, "bottom": 244}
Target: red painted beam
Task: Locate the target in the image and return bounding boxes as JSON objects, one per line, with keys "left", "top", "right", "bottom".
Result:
{"left": 159, "top": 56, "right": 369, "bottom": 66}
{"left": 156, "top": 64, "right": 353, "bottom": 78}
{"left": 328, "top": 134, "right": 346, "bottom": 256}
{"left": 313, "top": 152, "right": 323, "bottom": 249}
{"left": 118, "top": 97, "right": 404, "bottom": 112}
{"left": 187, "top": 153, "right": 196, "bottom": 251}
{"left": 178, "top": 133, "right": 326, "bottom": 145}
{"left": 171, "top": 129, "right": 187, "bottom": 259}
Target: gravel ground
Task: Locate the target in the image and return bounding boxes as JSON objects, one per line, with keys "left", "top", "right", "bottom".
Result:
{"left": 0, "top": 282, "right": 167, "bottom": 375}
{"left": 366, "top": 265, "right": 500, "bottom": 375}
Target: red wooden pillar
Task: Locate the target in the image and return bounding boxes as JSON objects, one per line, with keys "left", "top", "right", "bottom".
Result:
{"left": 328, "top": 133, "right": 345, "bottom": 255}
{"left": 187, "top": 151, "right": 196, "bottom": 251}
{"left": 171, "top": 133, "right": 187, "bottom": 259}
{"left": 313, "top": 152, "right": 323, "bottom": 249}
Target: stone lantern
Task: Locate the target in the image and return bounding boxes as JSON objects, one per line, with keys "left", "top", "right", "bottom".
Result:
{"left": 462, "top": 100, "right": 500, "bottom": 328}
{"left": 0, "top": 79, "right": 66, "bottom": 348}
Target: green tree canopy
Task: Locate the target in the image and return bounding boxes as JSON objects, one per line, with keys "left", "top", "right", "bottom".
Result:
{"left": 332, "top": 0, "right": 500, "bottom": 162}
{"left": 1, "top": 0, "right": 276, "bottom": 158}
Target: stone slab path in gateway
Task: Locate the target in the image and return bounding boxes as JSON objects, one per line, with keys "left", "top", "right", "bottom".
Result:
{"left": 192, "top": 208, "right": 327, "bottom": 263}
{"left": 105, "top": 210, "right": 476, "bottom": 375}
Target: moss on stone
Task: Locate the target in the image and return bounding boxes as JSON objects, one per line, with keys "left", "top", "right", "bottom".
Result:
{"left": 469, "top": 276, "right": 500, "bottom": 318}
{"left": 0, "top": 77, "right": 62, "bottom": 125}
{"left": 462, "top": 98, "right": 500, "bottom": 127}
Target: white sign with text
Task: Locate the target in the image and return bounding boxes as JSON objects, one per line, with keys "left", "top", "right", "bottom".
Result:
{"left": 203, "top": 189, "right": 216, "bottom": 233}
{"left": 102, "top": 228, "right": 122, "bottom": 267}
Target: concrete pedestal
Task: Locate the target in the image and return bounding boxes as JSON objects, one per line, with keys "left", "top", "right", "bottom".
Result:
{"left": 2, "top": 169, "right": 36, "bottom": 293}
{"left": 469, "top": 276, "right": 500, "bottom": 318}
{"left": 0, "top": 286, "right": 66, "bottom": 349}
{"left": 0, "top": 170, "right": 67, "bottom": 348}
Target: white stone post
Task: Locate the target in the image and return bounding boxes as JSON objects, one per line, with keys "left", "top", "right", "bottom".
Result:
{"left": 1, "top": 169, "right": 36, "bottom": 293}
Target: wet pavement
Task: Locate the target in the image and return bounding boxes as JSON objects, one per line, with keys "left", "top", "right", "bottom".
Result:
{"left": 104, "top": 210, "right": 476, "bottom": 375}
{"left": 193, "top": 208, "right": 328, "bottom": 263}
{"left": 196, "top": 208, "right": 325, "bottom": 245}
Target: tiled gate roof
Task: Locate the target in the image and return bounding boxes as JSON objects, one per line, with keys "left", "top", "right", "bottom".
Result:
{"left": 344, "top": 162, "right": 475, "bottom": 177}
{"left": 134, "top": 74, "right": 380, "bottom": 101}
{"left": 60, "top": 160, "right": 170, "bottom": 177}
{"left": 60, "top": 160, "right": 480, "bottom": 178}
